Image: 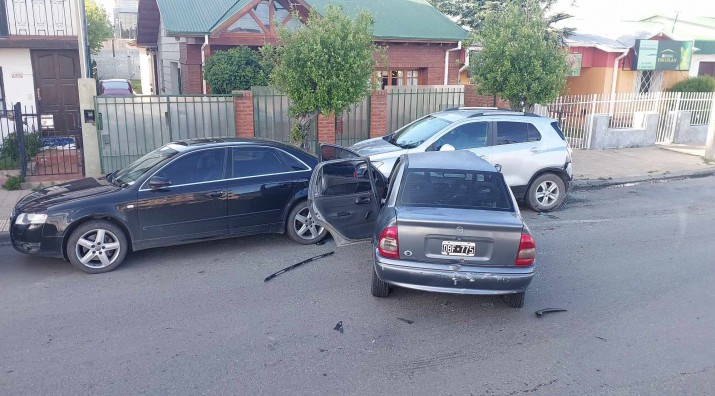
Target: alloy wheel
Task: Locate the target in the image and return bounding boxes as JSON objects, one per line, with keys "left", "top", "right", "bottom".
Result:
{"left": 293, "top": 207, "right": 325, "bottom": 241}
{"left": 535, "top": 180, "right": 560, "bottom": 207}
{"left": 75, "top": 229, "right": 122, "bottom": 269}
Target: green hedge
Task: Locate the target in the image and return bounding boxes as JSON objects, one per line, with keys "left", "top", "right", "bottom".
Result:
{"left": 669, "top": 76, "right": 715, "bottom": 93}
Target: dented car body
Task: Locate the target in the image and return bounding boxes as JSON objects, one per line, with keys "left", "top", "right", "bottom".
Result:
{"left": 309, "top": 149, "right": 536, "bottom": 308}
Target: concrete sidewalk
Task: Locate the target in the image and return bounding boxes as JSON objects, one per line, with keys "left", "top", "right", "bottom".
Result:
{"left": 572, "top": 146, "right": 715, "bottom": 188}
{"left": 0, "top": 189, "right": 30, "bottom": 233}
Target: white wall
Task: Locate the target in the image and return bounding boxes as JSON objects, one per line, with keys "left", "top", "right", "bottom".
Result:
{"left": 139, "top": 50, "right": 155, "bottom": 95}
{"left": 157, "top": 21, "right": 182, "bottom": 94}
{"left": 0, "top": 48, "right": 37, "bottom": 110}
{"left": 689, "top": 54, "right": 715, "bottom": 77}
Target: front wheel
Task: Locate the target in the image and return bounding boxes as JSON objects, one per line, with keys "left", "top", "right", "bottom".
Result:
{"left": 286, "top": 201, "right": 328, "bottom": 245}
{"left": 66, "top": 220, "right": 128, "bottom": 274}
{"left": 526, "top": 173, "right": 567, "bottom": 212}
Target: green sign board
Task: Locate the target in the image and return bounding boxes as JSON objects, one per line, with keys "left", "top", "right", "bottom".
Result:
{"left": 633, "top": 40, "right": 694, "bottom": 71}
{"left": 566, "top": 53, "right": 582, "bottom": 77}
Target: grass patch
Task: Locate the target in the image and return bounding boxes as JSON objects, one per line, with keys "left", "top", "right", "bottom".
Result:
{"left": 3, "top": 175, "right": 23, "bottom": 190}
{"left": 130, "top": 79, "right": 142, "bottom": 94}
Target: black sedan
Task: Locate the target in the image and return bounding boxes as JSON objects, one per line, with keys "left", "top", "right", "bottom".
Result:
{"left": 10, "top": 139, "right": 327, "bottom": 273}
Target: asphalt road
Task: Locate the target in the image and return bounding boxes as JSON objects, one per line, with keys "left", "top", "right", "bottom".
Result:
{"left": 1, "top": 177, "right": 714, "bottom": 395}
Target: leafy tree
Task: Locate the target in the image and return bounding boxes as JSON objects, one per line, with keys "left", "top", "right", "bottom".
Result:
{"left": 470, "top": 0, "right": 569, "bottom": 111}
{"left": 261, "top": 6, "right": 377, "bottom": 149}
{"left": 85, "top": 0, "right": 114, "bottom": 56}
{"left": 430, "top": 0, "right": 574, "bottom": 43}
{"left": 669, "top": 76, "right": 715, "bottom": 93}
{"left": 204, "top": 47, "right": 270, "bottom": 94}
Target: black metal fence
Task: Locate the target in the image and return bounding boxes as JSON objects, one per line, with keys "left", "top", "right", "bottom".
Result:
{"left": 0, "top": 102, "right": 83, "bottom": 179}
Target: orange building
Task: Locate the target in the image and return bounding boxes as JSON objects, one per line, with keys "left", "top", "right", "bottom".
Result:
{"left": 564, "top": 32, "right": 691, "bottom": 96}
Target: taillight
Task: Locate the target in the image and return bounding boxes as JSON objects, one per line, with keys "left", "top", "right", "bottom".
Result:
{"left": 516, "top": 234, "right": 536, "bottom": 266}
{"left": 378, "top": 227, "right": 399, "bottom": 259}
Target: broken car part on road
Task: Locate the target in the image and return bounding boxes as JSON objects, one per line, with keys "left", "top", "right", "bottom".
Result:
{"left": 263, "top": 252, "right": 335, "bottom": 283}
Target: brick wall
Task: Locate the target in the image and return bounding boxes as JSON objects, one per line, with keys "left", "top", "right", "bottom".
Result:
{"left": 464, "top": 85, "right": 511, "bottom": 109}
{"left": 369, "top": 90, "right": 388, "bottom": 137}
{"left": 180, "top": 43, "right": 204, "bottom": 94}
{"left": 234, "top": 91, "right": 254, "bottom": 138}
{"left": 377, "top": 43, "right": 462, "bottom": 85}
{"left": 317, "top": 114, "right": 336, "bottom": 144}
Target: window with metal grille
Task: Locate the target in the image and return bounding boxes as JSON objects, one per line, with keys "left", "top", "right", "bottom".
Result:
{"left": 635, "top": 70, "right": 663, "bottom": 94}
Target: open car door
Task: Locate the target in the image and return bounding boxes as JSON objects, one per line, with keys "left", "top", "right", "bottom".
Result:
{"left": 319, "top": 143, "right": 361, "bottom": 162}
{"left": 309, "top": 158, "right": 381, "bottom": 246}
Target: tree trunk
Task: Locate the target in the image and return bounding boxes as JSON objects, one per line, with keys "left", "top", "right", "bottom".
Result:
{"left": 292, "top": 112, "right": 319, "bottom": 151}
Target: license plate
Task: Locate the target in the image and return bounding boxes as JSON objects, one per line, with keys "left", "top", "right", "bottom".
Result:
{"left": 441, "top": 241, "right": 476, "bottom": 256}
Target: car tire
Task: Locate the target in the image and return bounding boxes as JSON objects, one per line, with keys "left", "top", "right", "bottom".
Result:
{"left": 286, "top": 201, "right": 328, "bottom": 245}
{"left": 371, "top": 266, "right": 390, "bottom": 297}
{"left": 526, "top": 173, "right": 566, "bottom": 212}
{"left": 505, "top": 292, "right": 525, "bottom": 308}
{"left": 66, "top": 220, "right": 128, "bottom": 274}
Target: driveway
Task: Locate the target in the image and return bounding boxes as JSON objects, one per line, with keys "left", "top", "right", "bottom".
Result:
{"left": 1, "top": 177, "right": 714, "bottom": 395}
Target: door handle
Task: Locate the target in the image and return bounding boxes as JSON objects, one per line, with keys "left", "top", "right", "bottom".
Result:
{"left": 36, "top": 88, "right": 41, "bottom": 101}
{"left": 355, "top": 196, "right": 371, "bottom": 205}
{"left": 479, "top": 155, "right": 489, "bottom": 159}
{"left": 208, "top": 191, "right": 226, "bottom": 198}
{"left": 530, "top": 147, "right": 541, "bottom": 153}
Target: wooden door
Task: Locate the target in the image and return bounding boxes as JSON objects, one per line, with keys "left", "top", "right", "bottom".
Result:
{"left": 31, "top": 50, "right": 81, "bottom": 136}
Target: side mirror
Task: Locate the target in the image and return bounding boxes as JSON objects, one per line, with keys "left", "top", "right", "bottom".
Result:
{"left": 494, "top": 164, "right": 503, "bottom": 173}
{"left": 439, "top": 144, "right": 456, "bottom": 152}
{"left": 148, "top": 176, "right": 171, "bottom": 190}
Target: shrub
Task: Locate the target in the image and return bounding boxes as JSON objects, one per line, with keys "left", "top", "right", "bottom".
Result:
{"left": 3, "top": 175, "right": 23, "bottom": 191}
{"left": 204, "top": 47, "right": 270, "bottom": 94}
{"left": 669, "top": 76, "right": 715, "bottom": 92}
{"left": 0, "top": 132, "right": 41, "bottom": 162}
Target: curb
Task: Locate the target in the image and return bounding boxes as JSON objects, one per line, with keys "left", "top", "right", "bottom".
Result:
{"left": 574, "top": 168, "right": 715, "bottom": 190}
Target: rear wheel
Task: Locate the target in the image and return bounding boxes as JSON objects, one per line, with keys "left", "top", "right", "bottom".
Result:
{"left": 286, "top": 201, "right": 328, "bottom": 245}
{"left": 526, "top": 173, "right": 566, "bottom": 212}
{"left": 371, "top": 266, "right": 390, "bottom": 297}
{"left": 505, "top": 292, "right": 525, "bottom": 308}
{"left": 66, "top": 220, "right": 128, "bottom": 274}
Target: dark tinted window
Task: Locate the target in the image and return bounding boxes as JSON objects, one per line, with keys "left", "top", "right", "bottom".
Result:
{"left": 399, "top": 169, "right": 513, "bottom": 211}
{"left": 496, "top": 121, "right": 541, "bottom": 145}
{"left": 320, "top": 160, "right": 373, "bottom": 196}
{"left": 440, "top": 122, "right": 489, "bottom": 150}
{"left": 156, "top": 149, "right": 226, "bottom": 185}
{"left": 550, "top": 121, "right": 566, "bottom": 141}
{"left": 276, "top": 149, "right": 310, "bottom": 171}
{"left": 232, "top": 147, "right": 298, "bottom": 177}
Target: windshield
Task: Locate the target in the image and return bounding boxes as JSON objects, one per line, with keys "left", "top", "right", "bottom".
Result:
{"left": 102, "top": 81, "right": 130, "bottom": 90}
{"left": 398, "top": 169, "right": 514, "bottom": 211}
{"left": 112, "top": 145, "right": 180, "bottom": 186}
{"left": 388, "top": 116, "right": 453, "bottom": 149}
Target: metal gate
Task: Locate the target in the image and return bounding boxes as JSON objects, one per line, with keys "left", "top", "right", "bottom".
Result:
{"left": 252, "top": 87, "right": 318, "bottom": 152}
{"left": 336, "top": 96, "right": 370, "bottom": 147}
{"left": 95, "top": 95, "right": 237, "bottom": 173}
{"left": 387, "top": 85, "right": 465, "bottom": 133}
{"left": 0, "top": 102, "right": 83, "bottom": 178}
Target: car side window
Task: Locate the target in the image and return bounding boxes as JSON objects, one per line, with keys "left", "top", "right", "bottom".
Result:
{"left": 320, "top": 160, "right": 373, "bottom": 196}
{"left": 439, "top": 122, "right": 489, "bottom": 150}
{"left": 527, "top": 124, "right": 542, "bottom": 142}
{"left": 155, "top": 149, "right": 226, "bottom": 185}
{"left": 495, "top": 121, "right": 537, "bottom": 145}
{"left": 232, "top": 147, "right": 297, "bottom": 178}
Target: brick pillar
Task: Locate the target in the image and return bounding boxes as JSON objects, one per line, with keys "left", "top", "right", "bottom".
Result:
{"left": 370, "top": 90, "right": 388, "bottom": 138}
{"left": 233, "top": 91, "right": 254, "bottom": 138}
{"left": 464, "top": 84, "right": 478, "bottom": 107}
{"left": 317, "top": 113, "right": 336, "bottom": 144}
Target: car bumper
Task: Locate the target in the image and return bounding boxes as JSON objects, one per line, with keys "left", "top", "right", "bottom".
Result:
{"left": 374, "top": 250, "right": 534, "bottom": 295}
{"left": 10, "top": 223, "right": 64, "bottom": 258}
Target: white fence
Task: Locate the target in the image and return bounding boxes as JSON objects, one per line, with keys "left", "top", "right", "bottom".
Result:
{"left": 534, "top": 92, "right": 715, "bottom": 149}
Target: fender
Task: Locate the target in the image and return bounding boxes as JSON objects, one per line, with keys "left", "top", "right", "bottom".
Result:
{"left": 278, "top": 183, "right": 310, "bottom": 229}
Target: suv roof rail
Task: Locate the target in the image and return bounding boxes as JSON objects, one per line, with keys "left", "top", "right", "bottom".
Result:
{"left": 443, "top": 106, "right": 500, "bottom": 111}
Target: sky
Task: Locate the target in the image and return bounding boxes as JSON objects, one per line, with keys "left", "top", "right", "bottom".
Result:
{"left": 554, "top": 0, "right": 715, "bottom": 23}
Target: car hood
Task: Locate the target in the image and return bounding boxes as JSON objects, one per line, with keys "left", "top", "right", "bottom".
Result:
{"left": 351, "top": 136, "right": 403, "bottom": 157}
{"left": 14, "top": 178, "right": 121, "bottom": 213}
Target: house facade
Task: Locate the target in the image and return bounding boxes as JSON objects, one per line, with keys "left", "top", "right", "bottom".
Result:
{"left": 0, "top": 0, "right": 81, "bottom": 136}
{"left": 135, "top": 0, "right": 468, "bottom": 95}
{"left": 564, "top": 32, "right": 692, "bottom": 96}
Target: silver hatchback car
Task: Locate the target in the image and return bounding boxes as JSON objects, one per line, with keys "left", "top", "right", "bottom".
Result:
{"left": 348, "top": 108, "right": 573, "bottom": 212}
{"left": 309, "top": 150, "right": 536, "bottom": 308}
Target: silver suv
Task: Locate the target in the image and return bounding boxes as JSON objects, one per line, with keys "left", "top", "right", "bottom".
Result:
{"left": 348, "top": 107, "right": 573, "bottom": 211}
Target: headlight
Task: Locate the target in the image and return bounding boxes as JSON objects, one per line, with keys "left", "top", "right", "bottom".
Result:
{"left": 15, "top": 213, "right": 48, "bottom": 225}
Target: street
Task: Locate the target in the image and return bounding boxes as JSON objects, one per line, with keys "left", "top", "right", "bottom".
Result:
{"left": 1, "top": 176, "right": 714, "bottom": 395}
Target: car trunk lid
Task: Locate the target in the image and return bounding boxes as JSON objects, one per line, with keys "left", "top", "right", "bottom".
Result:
{"left": 395, "top": 207, "right": 523, "bottom": 267}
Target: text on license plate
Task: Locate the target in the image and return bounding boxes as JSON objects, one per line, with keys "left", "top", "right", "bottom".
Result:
{"left": 441, "top": 241, "right": 476, "bottom": 256}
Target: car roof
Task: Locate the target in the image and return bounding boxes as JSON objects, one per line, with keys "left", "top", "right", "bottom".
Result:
{"left": 101, "top": 79, "right": 130, "bottom": 83}
{"left": 431, "top": 107, "right": 551, "bottom": 122}
{"left": 404, "top": 151, "right": 497, "bottom": 172}
{"left": 170, "top": 137, "right": 308, "bottom": 152}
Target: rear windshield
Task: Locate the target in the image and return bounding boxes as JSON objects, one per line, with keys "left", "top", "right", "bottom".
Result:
{"left": 398, "top": 169, "right": 513, "bottom": 211}
{"left": 102, "top": 81, "right": 130, "bottom": 90}
{"left": 550, "top": 121, "right": 566, "bottom": 141}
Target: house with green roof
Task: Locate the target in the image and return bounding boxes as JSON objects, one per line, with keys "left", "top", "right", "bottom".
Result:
{"left": 136, "top": 0, "right": 468, "bottom": 94}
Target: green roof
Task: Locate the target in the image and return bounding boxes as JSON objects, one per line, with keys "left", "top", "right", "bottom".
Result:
{"left": 154, "top": 0, "right": 467, "bottom": 41}
{"left": 695, "top": 40, "right": 715, "bottom": 55}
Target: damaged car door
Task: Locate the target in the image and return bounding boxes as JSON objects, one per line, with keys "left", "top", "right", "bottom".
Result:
{"left": 308, "top": 158, "right": 381, "bottom": 246}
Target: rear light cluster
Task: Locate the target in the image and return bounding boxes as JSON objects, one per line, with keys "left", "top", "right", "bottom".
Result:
{"left": 378, "top": 227, "right": 399, "bottom": 259}
{"left": 516, "top": 234, "right": 536, "bottom": 266}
